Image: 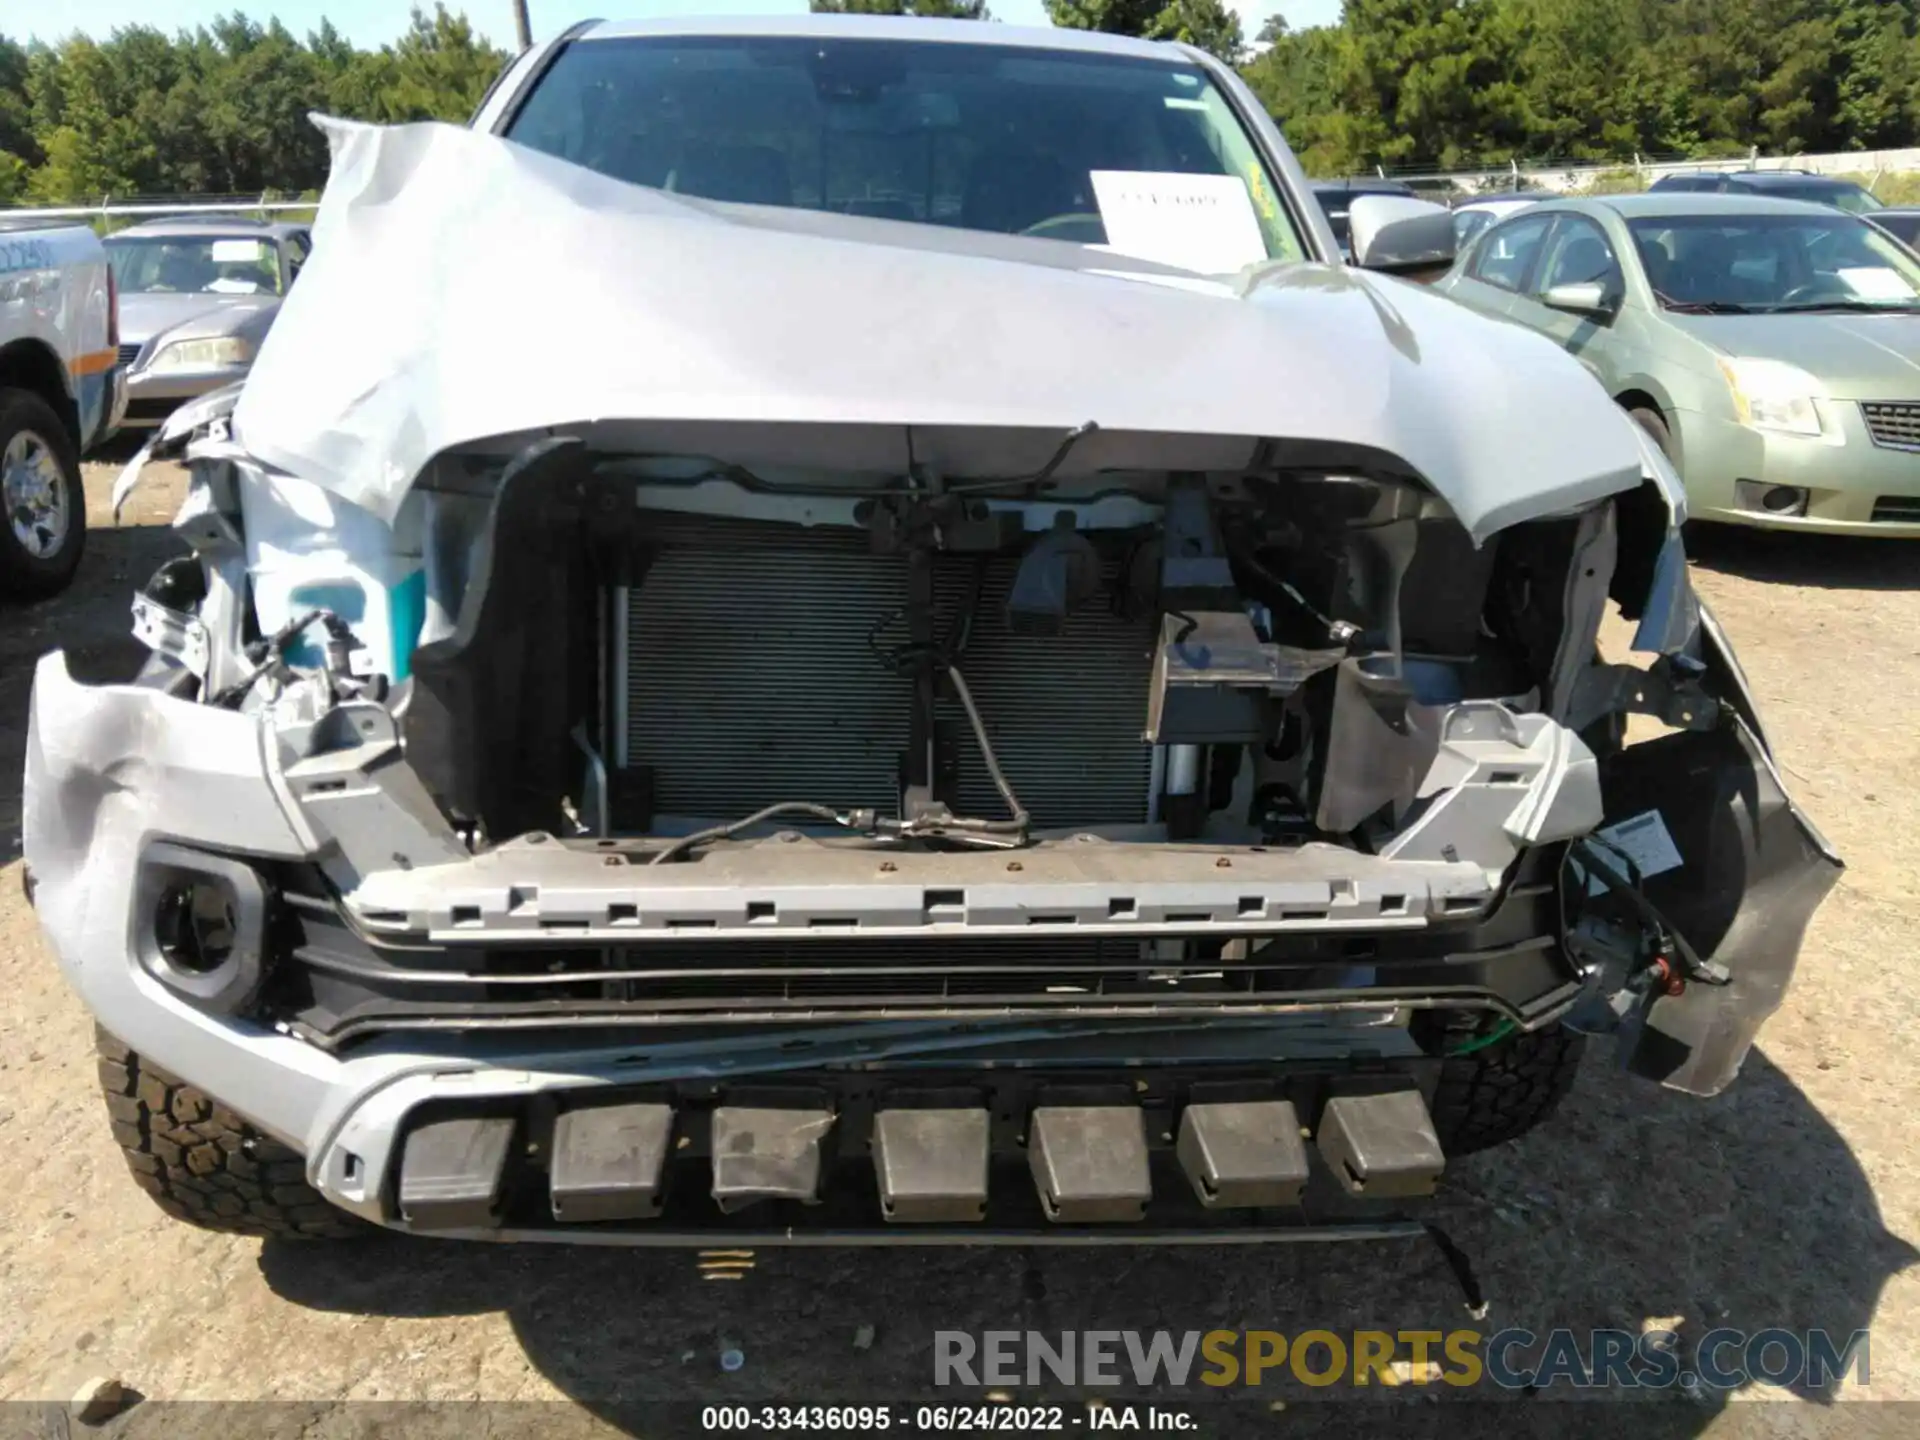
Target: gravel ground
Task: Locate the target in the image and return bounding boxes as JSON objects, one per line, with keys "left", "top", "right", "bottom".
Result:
{"left": 1, "top": 459, "right": 1916, "bottom": 1438}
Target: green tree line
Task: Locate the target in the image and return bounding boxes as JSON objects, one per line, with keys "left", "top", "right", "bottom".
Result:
{"left": 0, "top": 5, "right": 505, "bottom": 203}
{"left": 7, "top": 0, "right": 1920, "bottom": 204}
{"left": 824, "top": 0, "right": 1920, "bottom": 171}
{"left": 1218, "top": 0, "right": 1918, "bottom": 172}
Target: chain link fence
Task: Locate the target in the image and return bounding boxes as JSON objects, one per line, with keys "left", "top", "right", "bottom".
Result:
{"left": 0, "top": 193, "right": 320, "bottom": 231}
{"left": 1356, "top": 146, "right": 1920, "bottom": 198}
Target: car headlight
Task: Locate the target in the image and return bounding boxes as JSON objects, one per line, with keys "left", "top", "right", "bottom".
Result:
{"left": 1717, "top": 357, "right": 1829, "bottom": 439}
{"left": 149, "top": 336, "right": 254, "bottom": 373}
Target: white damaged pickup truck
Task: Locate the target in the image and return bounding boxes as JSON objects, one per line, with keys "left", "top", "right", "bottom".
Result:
{"left": 26, "top": 18, "right": 1839, "bottom": 1249}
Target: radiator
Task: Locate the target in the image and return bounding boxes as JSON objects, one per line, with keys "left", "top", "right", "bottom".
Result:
{"left": 622, "top": 515, "right": 1155, "bottom": 829}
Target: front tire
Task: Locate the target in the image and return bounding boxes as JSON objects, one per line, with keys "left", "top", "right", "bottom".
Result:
{"left": 93, "top": 1027, "right": 362, "bottom": 1240}
{"left": 1627, "top": 404, "right": 1675, "bottom": 462}
{"left": 1419, "top": 1015, "right": 1586, "bottom": 1156}
{"left": 0, "top": 387, "right": 86, "bottom": 599}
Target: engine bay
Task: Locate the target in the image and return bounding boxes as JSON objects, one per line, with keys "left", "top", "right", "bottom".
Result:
{"left": 383, "top": 435, "right": 1626, "bottom": 871}
{"left": 60, "top": 417, "right": 1841, "bottom": 1096}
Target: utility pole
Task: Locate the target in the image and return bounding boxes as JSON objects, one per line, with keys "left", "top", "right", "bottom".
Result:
{"left": 511, "top": 0, "right": 532, "bottom": 49}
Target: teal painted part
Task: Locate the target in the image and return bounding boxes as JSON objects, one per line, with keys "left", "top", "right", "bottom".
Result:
{"left": 284, "top": 582, "right": 367, "bottom": 668}
{"left": 389, "top": 568, "right": 427, "bottom": 680}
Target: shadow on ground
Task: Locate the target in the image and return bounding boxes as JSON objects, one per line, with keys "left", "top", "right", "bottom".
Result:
{"left": 0, "top": 516, "right": 184, "bottom": 866}
{"left": 1686, "top": 522, "right": 1920, "bottom": 592}
{"left": 259, "top": 1046, "right": 1916, "bottom": 1437}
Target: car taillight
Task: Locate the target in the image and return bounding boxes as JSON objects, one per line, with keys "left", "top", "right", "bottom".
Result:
{"left": 106, "top": 263, "right": 119, "bottom": 349}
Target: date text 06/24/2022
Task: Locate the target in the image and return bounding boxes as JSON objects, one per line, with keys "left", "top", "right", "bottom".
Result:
{"left": 700, "top": 1405, "right": 1195, "bottom": 1431}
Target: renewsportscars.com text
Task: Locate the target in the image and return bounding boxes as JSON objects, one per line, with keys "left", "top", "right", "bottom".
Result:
{"left": 934, "top": 1328, "right": 1870, "bottom": 1391}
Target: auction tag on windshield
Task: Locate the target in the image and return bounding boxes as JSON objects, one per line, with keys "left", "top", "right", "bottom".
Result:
{"left": 1838, "top": 266, "right": 1917, "bottom": 300}
{"left": 210, "top": 239, "right": 267, "bottom": 263}
{"left": 1582, "top": 809, "right": 1685, "bottom": 896}
{"left": 1089, "top": 170, "right": 1267, "bottom": 276}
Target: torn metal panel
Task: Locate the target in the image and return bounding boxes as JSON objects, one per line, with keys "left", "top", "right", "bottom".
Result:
{"left": 111, "top": 382, "right": 245, "bottom": 519}
{"left": 1629, "top": 528, "right": 1703, "bottom": 658}
{"left": 231, "top": 118, "right": 1652, "bottom": 542}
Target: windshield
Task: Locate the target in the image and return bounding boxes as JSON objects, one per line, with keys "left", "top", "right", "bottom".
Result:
{"left": 1452, "top": 209, "right": 1495, "bottom": 247}
{"left": 105, "top": 235, "right": 283, "bottom": 296}
{"left": 1628, "top": 212, "right": 1920, "bottom": 311}
{"left": 505, "top": 35, "right": 1305, "bottom": 272}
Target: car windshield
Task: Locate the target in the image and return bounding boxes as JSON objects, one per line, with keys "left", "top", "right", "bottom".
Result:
{"left": 1628, "top": 212, "right": 1920, "bottom": 312}
{"left": 105, "top": 235, "right": 283, "bottom": 295}
{"left": 1452, "top": 209, "right": 1496, "bottom": 246}
{"left": 504, "top": 35, "right": 1305, "bottom": 272}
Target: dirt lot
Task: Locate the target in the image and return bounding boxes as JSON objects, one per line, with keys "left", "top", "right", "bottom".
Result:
{"left": 1, "top": 458, "right": 1917, "bottom": 1437}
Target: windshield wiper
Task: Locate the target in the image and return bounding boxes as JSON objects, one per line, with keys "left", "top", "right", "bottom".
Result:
{"left": 1657, "top": 298, "right": 1760, "bottom": 315}
{"left": 1763, "top": 299, "right": 1920, "bottom": 314}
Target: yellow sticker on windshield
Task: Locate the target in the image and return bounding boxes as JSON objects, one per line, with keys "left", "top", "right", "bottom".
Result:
{"left": 1244, "top": 163, "right": 1278, "bottom": 223}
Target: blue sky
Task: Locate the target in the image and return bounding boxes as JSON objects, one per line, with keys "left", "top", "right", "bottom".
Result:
{"left": 21, "top": 1, "right": 1334, "bottom": 50}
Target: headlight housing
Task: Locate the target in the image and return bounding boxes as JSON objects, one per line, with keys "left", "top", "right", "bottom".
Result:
{"left": 148, "top": 336, "right": 255, "bottom": 373}
{"left": 1717, "top": 357, "right": 1830, "bottom": 439}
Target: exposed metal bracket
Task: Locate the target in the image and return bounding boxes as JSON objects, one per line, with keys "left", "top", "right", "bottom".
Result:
{"left": 1563, "top": 658, "right": 1719, "bottom": 736}
{"left": 130, "top": 593, "right": 211, "bottom": 678}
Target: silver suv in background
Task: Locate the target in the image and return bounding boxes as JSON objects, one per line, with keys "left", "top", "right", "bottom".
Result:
{"left": 1, "top": 218, "right": 124, "bottom": 598}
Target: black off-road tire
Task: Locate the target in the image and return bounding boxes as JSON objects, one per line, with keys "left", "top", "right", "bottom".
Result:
{"left": 1424, "top": 1018, "right": 1586, "bottom": 1156}
{"left": 0, "top": 386, "right": 87, "bottom": 600}
{"left": 94, "top": 1027, "right": 362, "bottom": 1240}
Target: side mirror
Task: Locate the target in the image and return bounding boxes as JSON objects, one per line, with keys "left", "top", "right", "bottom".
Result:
{"left": 1541, "top": 280, "right": 1620, "bottom": 319}
{"left": 1347, "top": 195, "right": 1456, "bottom": 273}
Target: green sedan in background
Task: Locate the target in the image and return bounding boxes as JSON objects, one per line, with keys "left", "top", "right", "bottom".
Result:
{"left": 1434, "top": 193, "right": 1920, "bottom": 534}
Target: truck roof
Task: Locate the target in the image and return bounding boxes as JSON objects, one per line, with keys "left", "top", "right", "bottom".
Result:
{"left": 578, "top": 14, "right": 1191, "bottom": 64}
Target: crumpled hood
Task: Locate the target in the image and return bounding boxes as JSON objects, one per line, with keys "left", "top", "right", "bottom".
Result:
{"left": 234, "top": 119, "right": 1658, "bottom": 542}
{"left": 121, "top": 291, "right": 277, "bottom": 348}
{"left": 1672, "top": 312, "right": 1920, "bottom": 396}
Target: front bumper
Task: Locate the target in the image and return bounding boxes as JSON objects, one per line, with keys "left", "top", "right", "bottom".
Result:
{"left": 23, "top": 650, "right": 1580, "bottom": 1239}
{"left": 120, "top": 362, "right": 252, "bottom": 428}
{"left": 1676, "top": 402, "right": 1920, "bottom": 535}
{"left": 23, "top": 624, "right": 1837, "bottom": 1238}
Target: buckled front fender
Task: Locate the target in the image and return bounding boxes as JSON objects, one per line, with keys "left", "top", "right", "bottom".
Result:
{"left": 1597, "top": 602, "right": 1842, "bottom": 1097}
